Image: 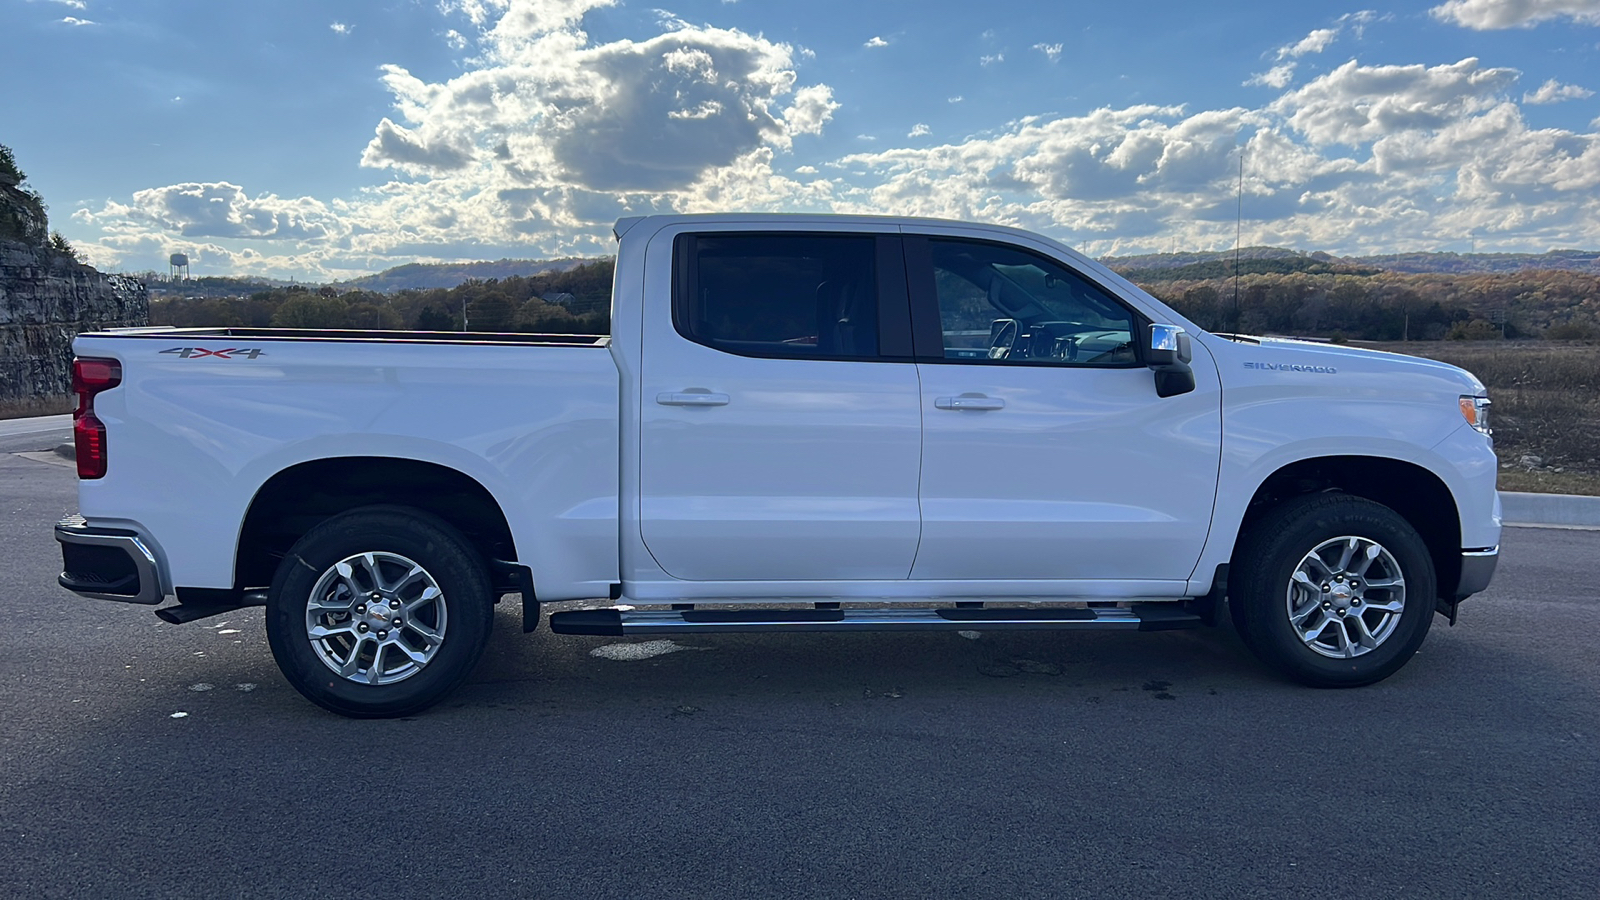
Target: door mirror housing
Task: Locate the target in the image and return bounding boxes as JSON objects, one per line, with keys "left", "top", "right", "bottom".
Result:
{"left": 1146, "top": 323, "right": 1192, "bottom": 368}
{"left": 1145, "top": 323, "right": 1196, "bottom": 398}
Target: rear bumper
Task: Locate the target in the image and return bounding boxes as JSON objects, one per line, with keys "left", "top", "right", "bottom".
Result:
{"left": 1456, "top": 546, "right": 1498, "bottom": 600}
{"left": 55, "top": 515, "right": 165, "bottom": 605}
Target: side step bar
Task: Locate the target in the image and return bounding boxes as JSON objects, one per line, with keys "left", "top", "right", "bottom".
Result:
{"left": 548, "top": 604, "right": 1202, "bottom": 637}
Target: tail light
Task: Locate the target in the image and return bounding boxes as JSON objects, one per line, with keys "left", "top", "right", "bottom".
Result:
{"left": 72, "top": 357, "right": 121, "bottom": 479}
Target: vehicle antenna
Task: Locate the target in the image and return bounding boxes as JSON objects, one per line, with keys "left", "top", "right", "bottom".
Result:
{"left": 1233, "top": 146, "right": 1244, "bottom": 335}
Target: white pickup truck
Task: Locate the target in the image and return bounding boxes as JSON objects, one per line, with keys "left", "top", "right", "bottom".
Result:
{"left": 56, "top": 214, "right": 1500, "bottom": 717}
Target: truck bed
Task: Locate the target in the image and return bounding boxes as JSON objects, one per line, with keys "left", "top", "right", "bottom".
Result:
{"left": 73, "top": 325, "right": 621, "bottom": 601}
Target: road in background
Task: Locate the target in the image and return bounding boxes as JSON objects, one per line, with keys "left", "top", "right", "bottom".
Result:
{"left": 1, "top": 452, "right": 1596, "bottom": 898}
{"left": 0, "top": 413, "right": 71, "bottom": 438}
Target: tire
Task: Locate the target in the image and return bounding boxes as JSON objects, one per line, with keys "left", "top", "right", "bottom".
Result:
{"left": 265, "top": 506, "right": 493, "bottom": 718}
{"left": 1228, "top": 493, "right": 1436, "bottom": 688}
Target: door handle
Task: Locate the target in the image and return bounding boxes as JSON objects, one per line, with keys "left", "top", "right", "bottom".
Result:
{"left": 935, "top": 394, "right": 1005, "bottom": 411}
{"left": 656, "top": 391, "right": 731, "bottom": 407}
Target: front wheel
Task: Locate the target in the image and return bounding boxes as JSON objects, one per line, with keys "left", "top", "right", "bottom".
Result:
{"left": 265, "top": 506, "right": 493, "bottom": 718}
{"left": 1229, "top": 493, "right": 1436, "bottom": 688}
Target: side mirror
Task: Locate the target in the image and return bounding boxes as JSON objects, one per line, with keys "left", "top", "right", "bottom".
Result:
{"left": 1146, "top": 323, "right": 1192, "bottom": 367}
{"left": 1146, "top": 323, "right": 1196, "bottom": 398}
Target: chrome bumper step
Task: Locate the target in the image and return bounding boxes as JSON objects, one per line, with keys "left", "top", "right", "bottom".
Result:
{"left": 548, "top": 603, "right": 1202, "bottom": 637}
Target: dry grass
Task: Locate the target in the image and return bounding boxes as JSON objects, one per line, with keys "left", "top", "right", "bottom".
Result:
{"left": 1495, "top": 469, "right": 1600, "bottom": 497}
{"left": 1373, "top": 341, "right": 1600, "bottom": 494}
{"left": 0, "top": 394, "right": 72, "bottom": 420}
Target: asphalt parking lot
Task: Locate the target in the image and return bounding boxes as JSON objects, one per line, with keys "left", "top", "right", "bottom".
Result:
{"left": 2, "top": 426, "right": 1597, "bottom": 899}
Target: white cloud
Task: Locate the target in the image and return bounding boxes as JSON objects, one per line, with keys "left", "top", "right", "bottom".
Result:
{"left": 441, "top": 0, "right": 617, "bottom": 37}
{"left": 74, "top": 2, "right": 1600, "bottom": 276}
{"left": 1431, "top": 0, "right": 1600, "bottom": 29}
{"left": 356, "top": 12, "right": 832, "bottom": 194}
{"left": 1034, "top": 43, "right": 1063, "bottom": 62}
{"left": 48, "top": 0, "right": 87, "bottom": 9}
{"left": 980, "top": 53, "right": 1004, "bottom": 67}
{"left": 330, "top": 21, "right": 352, "bottom": 35}
{"left": 79, "top": 0, "right": 838, "bottom": 276}
{"left": 1246, "top": 64, "right": 1297, "bottom": 89}
{"left": 59, "top": 16, "right": 95, "bottom": 25}
{"left": 1270, "top": 58, "right": 1519, "bottom": 146}
{"left": 1341, "top": 10, "right": 1385, "bottom": 38}
{"left": 1262, "top": 14, "right": 1388, "bottom": 71}
{"left": 864, "top": 36, "right": 888, "bottom": 48}
{"left": 948, "top": 95, "right": 963, "bottom": 103}
{"left": 1524, "top": 78, "right": 1596, "bottom": 103}
{"left": 832, "top": 57, "right": 1600, "bottom": 257}
{"left": 90, "top": 183, "right": 346, "bottom": 241}
{"left": 1278, "top": 27, "right": 1339, "bottom": 59}
{"left": 784, "top": 84, "right": 839, "bottom": 135}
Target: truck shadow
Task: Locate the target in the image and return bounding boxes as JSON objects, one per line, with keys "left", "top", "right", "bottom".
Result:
{"left": 459, "top": 605, "right": 1313, "bottom": 709}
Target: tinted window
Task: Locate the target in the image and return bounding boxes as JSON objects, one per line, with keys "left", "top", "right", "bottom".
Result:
{"left": 930, "top": 239, "right": 1137, "bottom": 366}
{"left": 676, "top": 234, "right": 880, "bottom": 359}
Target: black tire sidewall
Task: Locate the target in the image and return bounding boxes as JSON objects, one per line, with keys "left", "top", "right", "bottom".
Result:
{"left": 265, "top": 507, "right": 492, "bottom": 718}
{"left": 1231, "top": 494, "right": 1436, "bottom": 687}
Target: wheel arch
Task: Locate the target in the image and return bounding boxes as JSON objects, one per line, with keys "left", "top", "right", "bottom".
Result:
{"left": 1236, "top": 455, "right": 1463, "bottom": 601}
{"left": 234, "top": 456, "right": 518, "bottom": 593}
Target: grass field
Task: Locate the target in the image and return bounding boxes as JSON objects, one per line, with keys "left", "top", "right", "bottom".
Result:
{"left": 1371, "top": 341, "right": 1600, "bottom": 495}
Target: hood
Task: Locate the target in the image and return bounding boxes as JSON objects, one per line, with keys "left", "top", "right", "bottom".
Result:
{"left": 1204, "top": 334, "right": 1488, "bottom": 395}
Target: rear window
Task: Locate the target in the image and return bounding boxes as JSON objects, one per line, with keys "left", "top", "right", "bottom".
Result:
{"left": 674, "top": 233, "right": 881, "bottom": 360}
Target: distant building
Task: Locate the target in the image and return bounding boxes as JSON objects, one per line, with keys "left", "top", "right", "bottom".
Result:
{"left": 542, "top": 292, "right": 576, "bottom": 306}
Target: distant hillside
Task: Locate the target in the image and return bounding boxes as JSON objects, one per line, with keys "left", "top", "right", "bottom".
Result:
{"left": 1102, "top": 246, "right": 1315, "bottom": 270}
{"left": 336, "top": 257, "right": 593, "bottom": 293}
{"left": 1104, "top": 246, "right": 1600, "bottom": 276}
{"left": 1352, "top": 249, "right": 1600, "bottom": 274}
{"left": 1111, "top": 254, "right": 1378, "bottom": 283}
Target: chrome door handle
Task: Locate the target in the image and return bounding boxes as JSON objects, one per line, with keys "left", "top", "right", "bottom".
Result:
{"left": 656, "top": 391, "right": 731, "bottom": 407}
{"left": 935, "top": 395, "right": 1005, "bottom": 411}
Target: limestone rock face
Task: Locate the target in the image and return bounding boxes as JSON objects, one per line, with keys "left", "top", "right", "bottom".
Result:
{"left": 0, "top": 182, "right": 48, "bottom": 246}
{"left": 0, "top": 239, "right": 149, "bottom": 401}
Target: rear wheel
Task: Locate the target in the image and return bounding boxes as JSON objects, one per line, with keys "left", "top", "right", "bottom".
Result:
{"left": 1229, "top": 493, "right": 1435, "bottom": 687}
{"left": 265, "top": 506, "right": 493, "bottom": 717}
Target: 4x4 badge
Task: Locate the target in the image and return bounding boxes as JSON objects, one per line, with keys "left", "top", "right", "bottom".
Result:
{"left": 160, "top": 347, "right": 267, "bottom": 359}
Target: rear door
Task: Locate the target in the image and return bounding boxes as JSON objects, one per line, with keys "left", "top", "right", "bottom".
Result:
{"left": 905, "top": 232, "right": 1221, "bottom": 584}
{"left": 638, "top": 228, "right": 924, "bottom": 582}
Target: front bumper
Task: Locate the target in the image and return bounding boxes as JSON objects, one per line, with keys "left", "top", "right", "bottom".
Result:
{"left": 55, "top": 515, "right": 165, "bottom": 605}
{"left": 1456, "top": 546, "right": 1498, "bottom": 600}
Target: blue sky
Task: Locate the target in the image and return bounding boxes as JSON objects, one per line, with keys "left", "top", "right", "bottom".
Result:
{"left": 3, "top": 0, "right": 1599, "bottom": 279}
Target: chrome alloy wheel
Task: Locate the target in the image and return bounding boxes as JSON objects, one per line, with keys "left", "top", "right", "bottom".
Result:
{"left": 1285, "top": 535, "right": 1406, "bottom": 659}
{"left": 304, "top": 552, "right": 448, "bottom": 685}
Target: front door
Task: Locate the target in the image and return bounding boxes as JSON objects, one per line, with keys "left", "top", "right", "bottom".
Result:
{"left": 639, "top": 229, "right": 924, "bottom": 582}
{"left": 905, "top": 233, "right": 1221, "bottom": 585}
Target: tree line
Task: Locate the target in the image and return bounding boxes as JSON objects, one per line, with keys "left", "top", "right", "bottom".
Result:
{"left": 148, "top": 255, "right": 1600, "bottom": 342}
{"left": 1138, "top": 269, "right": 1600, "bottom": 341}
{"left": 150, "top": 259, "right": 614, "bottom": 335}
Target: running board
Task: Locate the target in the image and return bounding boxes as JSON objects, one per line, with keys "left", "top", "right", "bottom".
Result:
{"left": 547, "top": 604, "right": 1201, "bottom": 637}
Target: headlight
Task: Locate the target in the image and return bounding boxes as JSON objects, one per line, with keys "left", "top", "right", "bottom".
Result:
{"left": 1459, "top": 395, "right": 1491, "bottom": 435}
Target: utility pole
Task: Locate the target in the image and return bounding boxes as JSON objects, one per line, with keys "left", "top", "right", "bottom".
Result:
{"left": 462, "top": 296, "right": 469, "bottom": 332}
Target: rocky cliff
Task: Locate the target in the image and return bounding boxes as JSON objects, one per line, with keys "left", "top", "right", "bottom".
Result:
{"left": 1, "top": 162, "right": 148, "bottom": 402}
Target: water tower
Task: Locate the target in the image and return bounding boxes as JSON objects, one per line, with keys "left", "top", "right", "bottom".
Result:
{"left": 169, "top": 253, "right": 190, "bottom": 281}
